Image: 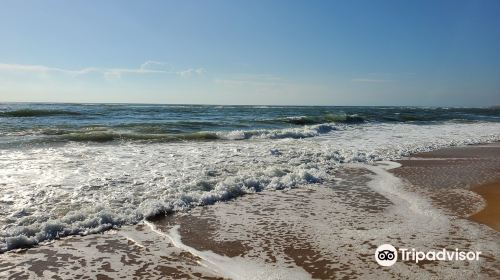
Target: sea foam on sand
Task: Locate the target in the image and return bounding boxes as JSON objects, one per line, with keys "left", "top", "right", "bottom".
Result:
{"left": 1, "top": 122, "right": 500, "bottom": 252}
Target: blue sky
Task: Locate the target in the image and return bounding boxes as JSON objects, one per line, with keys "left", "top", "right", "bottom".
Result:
{"left": 0, "top": 0, "right": 499, "bottom": 106}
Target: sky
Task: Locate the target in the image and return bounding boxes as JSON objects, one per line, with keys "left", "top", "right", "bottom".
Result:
{"left": 0, "top": 0, "right": 499, "bottom": 106}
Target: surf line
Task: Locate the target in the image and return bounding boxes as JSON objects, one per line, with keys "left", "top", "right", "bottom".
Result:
{"left": 348, "top": 161, "right": 448, "bottom": 225}
{"left": 121, "top": 235, "right": 146, "bottom": 249}
{"left": 144, "top": 221, "right": 237, "bottom": 279}
{"left": 143, "top": 221, "right": 312, "bottom": 280}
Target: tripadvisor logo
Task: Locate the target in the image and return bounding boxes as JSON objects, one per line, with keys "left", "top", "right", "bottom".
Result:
{"left": 375, "top": 244, "right": 397, "bottom": 266}
{"left": 375, "top": 244, "right": 481, "bottom": 267}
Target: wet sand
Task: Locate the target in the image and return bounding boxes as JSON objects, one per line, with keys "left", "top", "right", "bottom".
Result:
{"left": 394, "top": 143, "right": 500, "bottom": 227}
{"left": 1, "top": 143, "right": 499, "bottom": 279}
{"left": 470, "top": 181, "right": 500, "bottom": 232}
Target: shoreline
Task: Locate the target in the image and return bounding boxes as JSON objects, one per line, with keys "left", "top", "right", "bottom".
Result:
{"left": 470, "top": 181, "right": 500, "bottom": 231}
{"left": 393, "top": 142, "right": 500, "bottom": 232}
{"left": 0, "top": 142, "right": 499, "bottom": 279}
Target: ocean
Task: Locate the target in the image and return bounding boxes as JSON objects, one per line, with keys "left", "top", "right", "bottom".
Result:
{"left": 1, "top": 103, "right": 499, "bottom": 253}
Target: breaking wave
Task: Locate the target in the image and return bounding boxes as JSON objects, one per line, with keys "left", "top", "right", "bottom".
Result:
{"left": 0, "top": 103, "right": 499, "bottom": 253}
{"left": 22, "top": 123, "right": 339, "bottom": 143}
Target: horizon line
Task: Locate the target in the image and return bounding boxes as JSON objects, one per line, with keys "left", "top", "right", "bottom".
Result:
{"left": 0, "top": 101, "right": 498, "bottom": 109}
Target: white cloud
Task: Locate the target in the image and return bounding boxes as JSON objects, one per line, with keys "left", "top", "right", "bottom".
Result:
{"left": 0, "top": 61, "right": 205, "bottom": 80}
{"left": 177, "top": 68, "right": 206, "bottom": 77}
{"left": 139, "top": 60, "right": 171, "bottom": 72}
{"left": 0, "top": 63, "right": 89, "bottom": 75}
{"left": 351, "top": 78, "right": 394, "bottom": 83}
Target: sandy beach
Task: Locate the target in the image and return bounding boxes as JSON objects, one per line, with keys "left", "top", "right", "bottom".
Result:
{"left": 470, "top": 181, "right": 500, "bottom": 232}
{"left": 1, "top": 143, "right": 499, "bottom": 279}
{"left": 2, "top": 1, "right": 500, "bottom": 279}
{"left": 394, "top": 143, "right": 500, "bottom": 226}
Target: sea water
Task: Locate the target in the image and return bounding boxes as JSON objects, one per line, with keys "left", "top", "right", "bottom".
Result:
{"left": 1, "top": 103, "right": 499, "bottom": 252}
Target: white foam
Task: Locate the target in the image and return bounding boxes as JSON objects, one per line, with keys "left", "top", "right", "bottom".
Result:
{"left": 193, "top": 163, "right": 499, "bottom": 279}
{"left": 217, "top": 123, "right": 338, "bottom": 140}
{"left": 360, "top": 161, "right": 449, "bottom": 229}
{"left": 1, "top": 122, "right": 499, "bottom": 251}
{"left": 144, "top": 221, "right": 312, "bottom": 280}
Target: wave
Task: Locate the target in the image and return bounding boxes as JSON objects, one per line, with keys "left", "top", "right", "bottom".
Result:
{"left": 1, "top": 122, "right": 499, "bottom": 252}
{"left": 33, "top": 123, "right": 339, "bottom": 143}
{"left": 280, "top": 114, "right": 364, "bottom": 125}
{"left": 0, "top": 167, "right": 325, "bottom": 253}
{"left": 61, "top": 131, "right": 220, "bottom": 142}
{"left": 218, "top": 124, "right": 338, "bottom": 140}
{"left": 0, "top": 109, "right": 82, "bottom": 117}
{"left": 1, "top": 208, "right": 132, "bottom": 252}
{"left": 277, "top": 109, "right": 500, "bottom": 124}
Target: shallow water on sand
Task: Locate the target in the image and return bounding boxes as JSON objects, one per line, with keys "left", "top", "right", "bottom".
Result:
{"left": 1, "top": 161, "right": 498, "bottom": 279}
